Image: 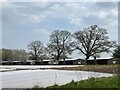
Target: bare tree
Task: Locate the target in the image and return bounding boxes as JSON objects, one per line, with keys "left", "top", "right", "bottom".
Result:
{"left": 28, "top": 41, "right": 45, "bottom": 60}
{"left": 72, "top": 25, "right": 116, "bottom": 64}
{"left": 48, "top": 30, "right": 72, "bottom": 62}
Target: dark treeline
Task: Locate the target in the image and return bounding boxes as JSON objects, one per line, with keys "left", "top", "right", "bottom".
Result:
{"left": 0, "top": 49, "right": 27, "bottom": 61}
{"left": 1, "top": 25, "right": 119, "bottom": 64}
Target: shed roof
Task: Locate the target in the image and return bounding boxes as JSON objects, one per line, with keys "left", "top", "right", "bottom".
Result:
{"left": 88, "top": 57, "right": 113, "bottom": 60}
{"left": 59, "top": 58, "right": 82, "bottom": 61}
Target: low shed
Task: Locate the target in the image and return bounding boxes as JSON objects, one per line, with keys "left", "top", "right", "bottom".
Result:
{"left": 59, "top": 58, "right": 82, "bottom": 65}
{"left": 87, "top": 57, "right": 113, "bottom": 65}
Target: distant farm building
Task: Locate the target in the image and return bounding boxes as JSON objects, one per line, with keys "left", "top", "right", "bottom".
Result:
{"left": 1, "top": 60, "right": 22, "bottom": 65}
{"left": 35, "top": 59, "right": 54, "bottom": 65}
{"left": 59, "top": 58, "right": 83, "bottom": 65}
{"left": 1, "top": 57, "right": 119, "bottom": 65}
{"left": 86, "top": 57, "right": 115, "bottom": 65}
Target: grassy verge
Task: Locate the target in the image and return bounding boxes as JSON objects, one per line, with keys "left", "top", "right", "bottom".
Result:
{"left": 48, "top": 75, "right": 120, "bottom": 88}
{"left": 30, "top": 75, "right": 120, "bottom": 90}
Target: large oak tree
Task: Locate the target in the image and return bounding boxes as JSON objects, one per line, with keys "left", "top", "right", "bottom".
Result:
{"left": 72, "top": 25, "right": 116, "bottom": 64}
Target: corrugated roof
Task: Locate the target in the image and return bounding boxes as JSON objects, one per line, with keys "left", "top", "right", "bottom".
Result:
{"left": 88, "top": 57, "right": 113, "bottom": 60}
{"left": 59, "top": 58, "right": 81, "bottom": 61}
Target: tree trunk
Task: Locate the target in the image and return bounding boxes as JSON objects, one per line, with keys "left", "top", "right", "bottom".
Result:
{"left": 41, "top": 59, "right": 43, "bottom": 64}
{"left": 85, "top": 56, "right": 89, "bottom": 65}
{"left": 94, "top": 56, "right": 97, "bottom": 65}
{"left": 56, "top": 52, "right": 60, "bottom": 61}
{"left": 85, "top": 59, "right": 87, "bottom": 65}
{"left": 35, "top": 54, "right": 37, "bottom": 60}
{"left": 63, "top": 58, "right": 66, "bottom": 65}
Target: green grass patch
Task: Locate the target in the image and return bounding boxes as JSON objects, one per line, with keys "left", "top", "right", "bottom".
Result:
{"left": 48, "top": 75, "right": 120, "bottom": 88}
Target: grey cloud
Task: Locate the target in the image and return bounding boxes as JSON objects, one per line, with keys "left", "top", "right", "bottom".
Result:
{"left": 94, "top": 2, "right": 117, "bottom": 10}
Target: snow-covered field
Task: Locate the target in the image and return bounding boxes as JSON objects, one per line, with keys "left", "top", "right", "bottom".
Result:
{"left": 0, "top": 68, "right": 15, "bottom": 72}
{"left": 0, "top": 65, "right": 82, "bottom": 69}
{"left": 1, "top": 69, "right": 113, "bottom": 88}
{"left": 0, "top": 65, "right": 83, "bottom": 72}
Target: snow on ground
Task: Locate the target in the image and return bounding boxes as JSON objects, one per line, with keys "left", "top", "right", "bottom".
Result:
{"left": 1, "top": 69, "right": 113, "bottom": 88}
{"left": 0, "top": 65, "right": 83, "bottom": 68}
{"left": 0, "top": 65, "right": 83, "bottom": 71}
{"left": 0, "top": 68, "right": 15, "bottom": 72}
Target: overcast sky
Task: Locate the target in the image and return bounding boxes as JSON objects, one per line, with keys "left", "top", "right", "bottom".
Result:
{"left": 2, "top": 1, "right": 118, "bottom": 58}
